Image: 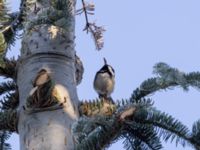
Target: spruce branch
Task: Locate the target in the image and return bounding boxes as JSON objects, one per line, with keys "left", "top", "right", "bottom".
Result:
{"left": 184, "top": 72, "right": 200, "bottom": 90}
{"left": 130, "top": 77, "right": 177, "bottom": 103}
{"left": 0, "top": 57, "right": 17, "bottom": 79}
{"left": 0, "top": 80, "right": 16, "bottom": 96}
{"left": 132, "top": 107, "right": 199, "bottom": 149}
{"left": 1, "top": 12, "right": 23, "bottom": 42}
{"left": 0, "top": 110, "right": 18, "bottom": 132}
{"left": 75, "top": 98, "right": 200, "bottom": 150}
{"left": 74, "top": 102, "right": 161, "bottom": 150}
{"left": 79, "top": 98, "right": 116, "bottom": 117}
{"left": 0, "top": 0, "right": 10, "bottom": 25}
{"left": 74, "top": 102, "right": 144, "bottom": 149}
{"left": 0, "top": 131, "right": 11, "bottom": 150}
{"left": 190, "top": 120, "right": 200, "bottom": 150}
{"left": 76, "top": 62, "right": 200, "bottom": 150}
{"left": 122, "top": 123, "right": 162, "bottom": 150}
{"left": 123, "top": 138, "right": 151, "bottom": 150}
{"left": 192, "top": 120, "right": 200, "bottom": 142}
{"left": 118, "top": 99, "right": 162, "bottom": 150}
{"left": 73, "top": 115, "right": 122, "bottom": 150}
{"left": 131, "top": 63, "right": 200, "bottom": 103}
{"left": 0, "top": 0, "right": 24, "bottom": 32}
{"left": 0, "top": 0, "right": 24, "bottom": 52}
{"left": 78, "top": 0, "right": 105, "bottom": 50}
{"left": 1, "top": 91, "right": 19, "bottom": 110}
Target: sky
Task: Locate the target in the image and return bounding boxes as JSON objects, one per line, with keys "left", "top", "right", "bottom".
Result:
{"left": 7, "top": 0, "right": 200, "bottom": 150}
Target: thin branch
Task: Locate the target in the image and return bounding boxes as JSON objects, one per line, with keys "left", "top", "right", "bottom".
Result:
{"left": 81, "top": 0, "right": 90, "bottom": 30}
{"left": 79, "top": 0, "right": 105, "bottom": 50}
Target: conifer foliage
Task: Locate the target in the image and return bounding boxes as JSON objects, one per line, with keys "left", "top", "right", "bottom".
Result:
{"left": 0, "top": 0, "right": 200, "bottom": 150}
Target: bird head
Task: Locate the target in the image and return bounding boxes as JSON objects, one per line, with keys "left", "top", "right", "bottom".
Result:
{"left": 98, "top": 58, "right": 115, "bottom": 77}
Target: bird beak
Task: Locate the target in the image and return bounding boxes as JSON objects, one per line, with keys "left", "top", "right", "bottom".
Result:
{"left": 103, "top": 57, "right": 107, "bottom": 65}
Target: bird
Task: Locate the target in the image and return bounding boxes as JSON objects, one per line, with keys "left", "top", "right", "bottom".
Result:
{"left": 93, "top": 58, "right": 115, "bottom": 102}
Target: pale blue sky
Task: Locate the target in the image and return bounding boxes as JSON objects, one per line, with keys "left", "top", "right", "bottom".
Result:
{"left": 7, "top": 0, "right": 200, "bottom": 150}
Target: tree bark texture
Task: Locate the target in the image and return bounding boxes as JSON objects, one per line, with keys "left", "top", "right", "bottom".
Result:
{"left": 17, "top": 0, "right": 79, "bottom": 149}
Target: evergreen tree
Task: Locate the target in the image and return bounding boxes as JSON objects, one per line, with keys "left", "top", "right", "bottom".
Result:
{"left": 0, "top": 0, "right": 200, "bottom": 150}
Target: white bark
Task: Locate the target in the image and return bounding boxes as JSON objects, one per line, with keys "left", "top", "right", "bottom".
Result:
{"left": 17, "top": 0, "right": 79, "bottom": 149}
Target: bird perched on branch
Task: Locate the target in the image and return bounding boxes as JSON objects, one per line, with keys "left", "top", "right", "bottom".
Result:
{"left": 93, "top": 58, "right": 115, "bottom": 103}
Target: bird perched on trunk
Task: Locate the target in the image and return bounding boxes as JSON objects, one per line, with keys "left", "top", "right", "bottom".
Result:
{"left": 93, "top": 58, "right": 115, "bottom": 103}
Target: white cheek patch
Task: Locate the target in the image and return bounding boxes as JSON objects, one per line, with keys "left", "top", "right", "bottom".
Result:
{"left": 101, "top": 72, "right": 110, "bottom": 78}
{"left": 108, "top": 66, "right": 115, "bottom": 76}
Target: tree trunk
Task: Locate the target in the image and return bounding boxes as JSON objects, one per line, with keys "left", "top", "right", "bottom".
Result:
{"left": 17, "top": 0, "right": 79, "bottom": 149}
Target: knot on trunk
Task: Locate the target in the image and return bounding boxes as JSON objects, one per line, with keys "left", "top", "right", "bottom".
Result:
{"left": 75, "top": 54, "right": 84, "bottom": 85}
{"left": 24, "top": 69, "right": 64, "bottom": 114}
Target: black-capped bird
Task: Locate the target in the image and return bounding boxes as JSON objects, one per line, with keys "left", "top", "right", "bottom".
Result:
{"left": 93, "top": 58, "right": 115, "bottom": 102}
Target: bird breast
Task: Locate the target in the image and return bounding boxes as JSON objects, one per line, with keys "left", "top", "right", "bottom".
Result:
{"left": 94, "top": 72, "right": 115, "bottom": 96}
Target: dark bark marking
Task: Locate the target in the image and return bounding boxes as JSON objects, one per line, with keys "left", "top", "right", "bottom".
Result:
{"left": 28, "top": 139, "right": 30, "bottom": 146}
{"left": 59, "top": 40, "right": 65, "bottom": 45}
{"left": 23, "top": 135, "right": 26, "bottom": 144}
{"left": 47, "top": 118, "right": 51, "bottom": 126}
{"left": 34, "top": 128, "right": 37, "bottom": 137}
{"left": 38, "top": 32, "right": 42, "bottom": 37}
{"left": 28, "top": 124, "right": 30, "bottom": 131}
{"left": 65, "top": 45, "right": 69, "bottom": 49}
{"left": 64, "top": 97, "right": 67, "bottom": 103}
{"left": 64, "top": 136, "right": 67, "bottom": 145}
{"left": 35, "top": 42, "right": 39, "bottom": 49}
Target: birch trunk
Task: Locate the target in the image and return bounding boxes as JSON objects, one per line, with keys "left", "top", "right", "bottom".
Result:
{"left": 17, "top": 0, "right": 79, "bottom": 149}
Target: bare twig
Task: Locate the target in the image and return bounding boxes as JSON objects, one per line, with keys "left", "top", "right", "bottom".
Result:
{"left": 81, "top": 0, "right": 90, "bottom": 31}
{"left": 78, "top": 0, "right": 105, "bottom": 50}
